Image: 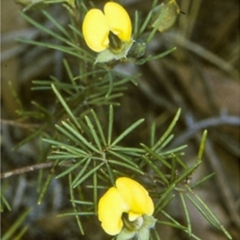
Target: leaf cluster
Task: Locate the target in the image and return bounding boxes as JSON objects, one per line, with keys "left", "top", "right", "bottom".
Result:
{"left": 1, "top": 0, "right": 233, "bottom": 239}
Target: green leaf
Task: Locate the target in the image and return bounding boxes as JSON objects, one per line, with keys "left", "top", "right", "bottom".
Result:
{"left": 42, "top": 10, "right": 71, "bottom": 40}
{"left": 72, "top": 162, "right": 104, "bottom": 188}
{"left": 71, "top": 158, "right": 91, "bottom": 187}
{"left": 172, "top": 153, "right": 188, "bottom": 170}
{"left": 107, "top": 150, "right": 140, "bottom": 167}
{"left": 1, "top": 190, "right": 11, "bottom": 211}
{"left": 111, "top": 146, "right": 144, "bottom": 155}
{"left": 93, "top": 160, "right": 98, "bottom": 214}
{"left": 197, "top": 130, "right": 208, "bottom": 162}
{"left": 108, "top": 105, "right": 114, "bottom": 145}
{"left": 111, "top": 119, "right": 145, "bottom": 146}
{"left": 63, "top": 59, "right": 78, "bottom": 91}
{"left": 180, "top": 193, "right": 192, "bottom": 237}
{"left": 160, "top": 211, "right": 201, "bottom": 240}
{"left": 155, "top": 184, "right": 176, "bottom": 212}
{"left": 152, "top": 228, "right": 162, "bottom": 240}
{"left": 2, "top": 208, "right": 31, "bottom": 240}
{"left": 186, "top": 190, "right": 232, "bottom": 239}
{"left": 154, "top": 194, "right": 175, "bottom": 215}
{"left": 133, "top": 10, "right": 139, "bottom": 37}
{"left": 56, "top": 158, "right": 86, "bottom": 179}
{"left": 138, "top": 9, "right": 153, "bottom": 37}
{"left": 108, "top": 160, "right": 143, "bottom": 174}
{"left": 105, "top": 71, "right": 114, "bottom": 98}
{"left": 70, "top": 200, "right": 94, "bottom": 205}
{"left": 68, "top": 174, "right": 84, "bottom": 234}
{"left": 43, "top": 138, "right": 88, "bottom": 157}
{"left": 62, "top": 121, "right": 99, "bottom": 153}
{"left": 172, "top": 161, "right": 201, "bottom": 185}
{"left": 51, "top": 84, "right": 82, "bottom": 130}
{"left": 85, "top": 115, "right": 102, "bottom": 150}
{"left": 150, "top": 123, "right": 156, "bottom": 147}
{"left": 141, "top": 143, "right": 171, "bottom": 169}
{"left": 12, "top": 124, "right": 47, "bottom": 151}
{"left": 90, "top": 109, "right": 107, "bottom": 146}
{"left": 191, "top": 172, "right": 215, "bottom": 189}
{"left": 13, "top": 225, "right": 28, "bottom": 240}
{"left": 59, "top": 212, "right": 95, "bottom": 217}
{"left": 152, "top": 109, "right": 181, "bottom": 151}
{"left": 38, "top": 160, "right": 59, "bottom": 204}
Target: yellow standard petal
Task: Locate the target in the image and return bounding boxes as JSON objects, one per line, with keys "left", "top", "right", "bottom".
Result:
{"left": 116, "top": 177, "right": 154, "bottom": 219}
{"left": 98, "top": 187, "right": 129, "bottom": 235}
{"left": 82, "top": 9, "right": 110, "bottom": 52}
{"left": 104, "top": 2, "right": 132, "bottom": 42}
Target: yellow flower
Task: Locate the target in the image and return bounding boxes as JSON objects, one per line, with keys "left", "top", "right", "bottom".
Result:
{"left": 98, "top": 177, "right": 154, "bottom": 236}
{"left": 82, "top": 2, "right": 132, "bottom": 53}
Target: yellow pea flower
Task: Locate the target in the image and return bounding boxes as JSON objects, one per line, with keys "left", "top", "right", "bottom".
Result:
{"left": 82, "top": 2, "right": 133, "bottom": 61}
{"left": 98, "top": 177, "right": 154, "bottom": 236}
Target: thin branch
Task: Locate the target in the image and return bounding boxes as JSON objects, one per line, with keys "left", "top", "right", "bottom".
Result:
{"left": 0, "top": 162, "right": 54, "bottom": 179}
{"left": 0, "top": 119, "right": 41, "bottom": 129}
{"left": 171, "top": 113, "right": 240, "bottom": 147}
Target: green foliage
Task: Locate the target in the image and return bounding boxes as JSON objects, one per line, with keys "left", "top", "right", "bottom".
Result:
{"left": 1, "top": 186, "right": 12, "bottom": 212}
{"left": 2, "top": 0, "right": 232, "bottom": 239}
{"left": 2, "top": 208, "right": 31, "bottom": 240}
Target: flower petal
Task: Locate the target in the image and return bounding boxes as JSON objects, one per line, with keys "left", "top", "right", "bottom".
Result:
{"left": 116, "top": 177, "right": 154, "bottom": 217}
{"left": 98, "top": 187, "right": 129, "bottom": 235}
{"left": 104, "top": 2, "right": 132, "bottom": 42}
{"left": 82, "top": 9, "right": 110, "bottom": 52}
{"left": 128, "top": 212, "right": 142, "bottom": 221}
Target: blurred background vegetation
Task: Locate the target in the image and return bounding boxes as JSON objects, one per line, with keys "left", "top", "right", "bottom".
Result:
{"left": 1, "top": 0, "right": 239, "bottom": 239}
